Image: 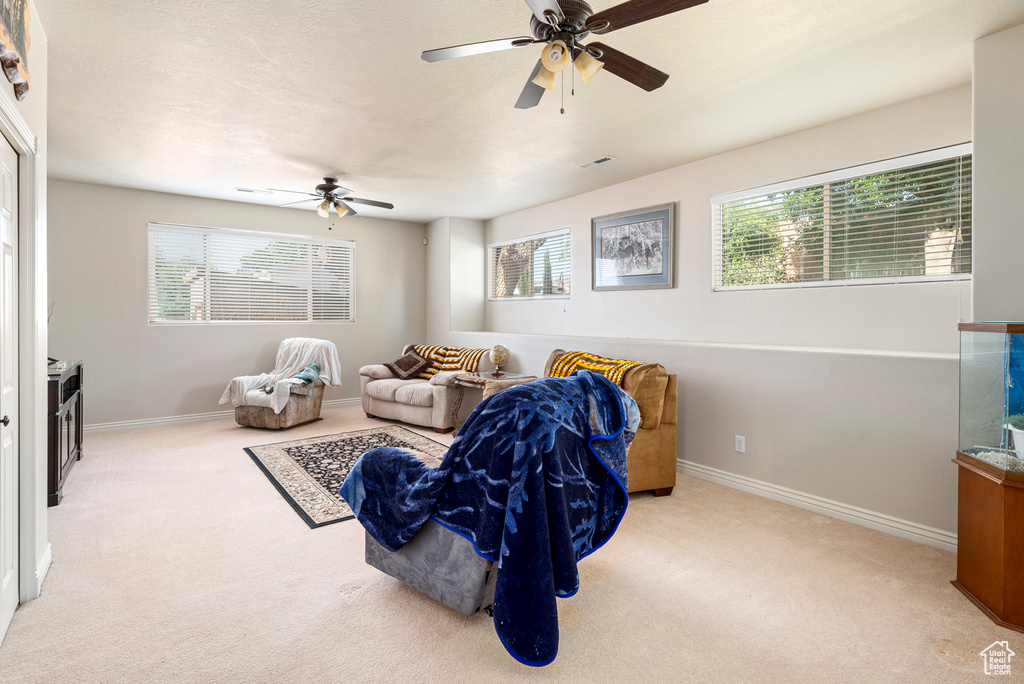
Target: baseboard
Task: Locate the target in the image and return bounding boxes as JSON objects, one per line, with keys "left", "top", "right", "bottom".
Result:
{"left": 322, "top": 398, "right": 362, "bottom": 410}
{"left": 678, "top": 459, "right": 958, "bottom": 553}
{"left": 84, "top": 398, "right": 363, "bottom": 434}
{"left": 35, "top": 543, "right": 51, "bottom": 589}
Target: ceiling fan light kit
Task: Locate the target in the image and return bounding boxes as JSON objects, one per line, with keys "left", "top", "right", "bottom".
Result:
{"left": 421, "top": 0, "right": 710, "bottom": 110}
{"left": 541, "top": 40, "right": 570, "bottom": 72}
{"left": 574, "top": 50, "right": 604, "bottom": 85}
{"left": 532, "top": 65, "right": 559, "bottom": 92}
{"left": 275, "top": 177, "right": 395, "bottom": 224}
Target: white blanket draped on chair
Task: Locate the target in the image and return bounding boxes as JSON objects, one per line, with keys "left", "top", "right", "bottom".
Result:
{"left": 219, "top": 337, "right": 343, "bottom": 414}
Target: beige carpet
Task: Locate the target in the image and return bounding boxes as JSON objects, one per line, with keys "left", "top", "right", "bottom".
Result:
{"left": 0, "top": 406, "right": 1014, "bottom": 683}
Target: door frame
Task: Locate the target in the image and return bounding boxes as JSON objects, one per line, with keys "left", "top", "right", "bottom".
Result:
{"left": 0, "top": 88, "right": 47, "bottom": 603}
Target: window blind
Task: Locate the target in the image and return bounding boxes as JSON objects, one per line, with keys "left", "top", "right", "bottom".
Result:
{"left": 711, "top": 146, "right": 972, "bottom": 290}
{"left": 488, "top": 229, "right": 571, "bottom": 300}
{"left": 148, "top": 223, "right": 355, "bottom": 324}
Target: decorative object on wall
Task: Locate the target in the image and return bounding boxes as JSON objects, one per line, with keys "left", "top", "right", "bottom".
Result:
{"left": 592, "top": 203, "right": 674, "bottom": 290}
{"left": 489, "top": 344, "right": 511, "bottom": 377}
{"left": 0, "top": 0, "right": 30, "bottom": 100}
{"left": 420, "top": 0, "right": 710, "bottom": 110}
{"left": 271, "top": 177, "right": 394, "bottom": 226}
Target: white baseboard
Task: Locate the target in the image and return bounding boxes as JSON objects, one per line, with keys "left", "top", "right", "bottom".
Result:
{"left": 678, "top": 459, "right": 958, "bottom": 553}
{"left": 35, "top": 543, "right": 51, "bottom": 589}
{"left": 84, "top": 398, "right": 363, "bottom": 435}
{"left": 322, "top": 398, "right": 362, "bottom": 409}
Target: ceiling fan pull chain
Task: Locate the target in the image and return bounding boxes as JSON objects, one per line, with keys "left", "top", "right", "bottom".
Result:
{"left": 560, "top": 70, "right": 565, "bottom": 115}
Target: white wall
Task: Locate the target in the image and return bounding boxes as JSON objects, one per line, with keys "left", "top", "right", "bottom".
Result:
{"left": 426, "top": 218, "right": 451, "bottom": 337}
{"left": 48, "top": 181, "right": 427, "bottom": 426}
{"left": 486, "top": 86, "right": 973, "bottom": 355}
{"left": 971, "top": 23, "right": 1024, "bottom": 321}
{"left": 428, "top": 86, "right": 973, "bottom": 541}
{"left": 449, "top": 218, "right": 485, "bottom": 332}
{"left": 20, "top": 0, "right": 50, "bottom": 601}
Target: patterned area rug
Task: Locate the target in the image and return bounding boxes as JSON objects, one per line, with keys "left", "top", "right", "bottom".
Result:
{"left": 244, "top": 426, "right": 448, "bottom": 528}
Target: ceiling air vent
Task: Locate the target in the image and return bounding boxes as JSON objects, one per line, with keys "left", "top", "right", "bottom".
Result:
{"left": 576, "top": 156, "right": 616, "bottom": 170}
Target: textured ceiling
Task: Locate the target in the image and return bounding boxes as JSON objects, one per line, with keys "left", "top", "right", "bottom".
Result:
{"left": 32, "top": 0, "right": 1024, "bottom": 222}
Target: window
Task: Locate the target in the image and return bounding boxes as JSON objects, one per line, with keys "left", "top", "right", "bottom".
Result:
{"left": 148, "top": 223, "right": 355, "bottom": 324}
{"left": 488, "top": 229, "right": 571, "bottom": 300}
{"left": 711, "top": 144, "right": 972, "bottom": 290}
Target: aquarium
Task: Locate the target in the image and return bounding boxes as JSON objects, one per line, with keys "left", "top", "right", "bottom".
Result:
{"left": 959, "top": 323, "right": 1024, "bottom": 473}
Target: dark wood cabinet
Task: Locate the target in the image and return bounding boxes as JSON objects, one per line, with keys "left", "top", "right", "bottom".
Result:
{"left": 48, "top": 360, "right": 83, "bottom": 506}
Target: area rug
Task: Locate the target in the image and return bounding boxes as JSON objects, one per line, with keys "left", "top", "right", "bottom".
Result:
{"left": 244, "top": 426, "right": 448, "bottom": 528}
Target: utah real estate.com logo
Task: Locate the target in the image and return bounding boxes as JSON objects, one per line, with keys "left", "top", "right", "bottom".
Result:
{"left": 980, "top": 641, "right": 1015, "bottom": 676}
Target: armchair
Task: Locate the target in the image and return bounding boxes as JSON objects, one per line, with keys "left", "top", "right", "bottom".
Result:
{"left": 219, "top": 337, "right": 342, "bottom": 430}
{"left": 545, "top": 349, "right": 678, "bottom": 496}
{"left": 341, "top": 372, "right": 639, "bottom": 666}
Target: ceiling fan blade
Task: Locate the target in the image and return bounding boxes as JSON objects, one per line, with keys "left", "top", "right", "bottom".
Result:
{"left": 422, "top": 37, "right": 536, "bottom": 63}
{"left": 515, "top": 60, "right": 547, "bottom": 110}
{"left": 280, "top": 198, "right": 321, "bottom": 208}
{"left": 343, "top": 197, "right": 394, "bottom": 210}
{"left": 335, "top": 200, "right": 358, "bottom": 217}
{"left": 268, "top": 188, "right": 320, "bottom": 197}
{"left": 524, "top": 0, "right": 563, "bottom": 25}
{"left": 586, "top": 0, "right": 709, "bottom": 35}
{"left": 586, "top": 42, "right": 669, "bottom": 91}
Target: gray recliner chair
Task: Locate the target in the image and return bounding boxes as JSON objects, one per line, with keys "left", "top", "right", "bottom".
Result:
{"left": 364, "top": 519, "right": 496, "bottom": 616}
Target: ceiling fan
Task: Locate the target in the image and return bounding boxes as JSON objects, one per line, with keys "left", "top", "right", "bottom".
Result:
{"left": 421, "top": 0, "right": 709, "bottom": 109}
{"left": 272, "top": 177, "right": 395, "bottom": 219}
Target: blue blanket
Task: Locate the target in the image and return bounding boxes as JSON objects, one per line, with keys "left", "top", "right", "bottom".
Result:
{"left": 339, "top": 370, "right": 640, "bottom": 666}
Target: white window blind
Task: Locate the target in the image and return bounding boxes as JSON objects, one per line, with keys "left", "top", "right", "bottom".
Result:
{"left": 711, "top": 145, "right": 972, "bottom": 290}
{"left": 148, "top": 223, "right": 355, "bottom": 324}
{"left": 488, "top": 229, "right": 571, "bottom": 300}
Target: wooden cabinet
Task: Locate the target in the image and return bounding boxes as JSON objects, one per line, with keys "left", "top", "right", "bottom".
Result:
{"left": 953, "top": 451, "right": 1024, "bottom": 633}
{"left": 48, "top": 361, "right": 83, "bottom": 506}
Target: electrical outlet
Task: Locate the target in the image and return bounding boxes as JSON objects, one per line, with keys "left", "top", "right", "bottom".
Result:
{"left": 734, "top": 435, "right": 746, "bottom": 453}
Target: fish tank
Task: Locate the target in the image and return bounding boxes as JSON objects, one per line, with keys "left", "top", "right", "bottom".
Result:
{"left": 959, "top": 322, "right": 1024, "bottom": 474}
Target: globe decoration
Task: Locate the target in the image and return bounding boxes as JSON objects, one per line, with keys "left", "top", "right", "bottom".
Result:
{"left": 489, "top": 344, "right": 511, "bottom": 377}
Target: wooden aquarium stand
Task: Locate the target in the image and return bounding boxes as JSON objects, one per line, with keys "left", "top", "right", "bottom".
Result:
{"left": 952, "top": 450, "right": 1024, "bottom": 633}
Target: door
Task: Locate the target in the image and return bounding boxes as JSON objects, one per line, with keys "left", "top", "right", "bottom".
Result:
{"left": 0, "top": 135, "right": 17, "bottom": 640}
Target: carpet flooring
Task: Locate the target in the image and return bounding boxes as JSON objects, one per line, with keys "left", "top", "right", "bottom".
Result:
{"left": 0, "top": 406, "right": 1016, "bottom": 683}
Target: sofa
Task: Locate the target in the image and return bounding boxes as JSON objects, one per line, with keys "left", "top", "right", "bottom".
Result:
{"left": 360, "top": 344, "right": 497, "bottom": 433}
{"left": 545, "top": 349, "right": 678, "bottom": 496}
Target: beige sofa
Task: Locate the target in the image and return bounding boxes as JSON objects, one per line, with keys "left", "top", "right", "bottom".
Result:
{"left": 360, "top": 345, "right": 497, "bottom": 433}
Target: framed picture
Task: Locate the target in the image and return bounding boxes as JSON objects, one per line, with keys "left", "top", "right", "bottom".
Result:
{"left": 0, "top": 0, "right": 30, "bottom": 100}
{"left": 592, "top": 203, "right": 674, "bottom": 291}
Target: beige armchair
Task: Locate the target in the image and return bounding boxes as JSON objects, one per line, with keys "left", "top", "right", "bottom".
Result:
{"left": 219, "top": 337, "right": 342, "bottom": 430}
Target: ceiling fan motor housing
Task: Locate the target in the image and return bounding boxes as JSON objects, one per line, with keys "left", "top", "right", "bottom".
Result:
{"left": 316, "top": 177, "right": 352, "bottom": 198}
{"left": 530, "top": 0, "right": 594, "bottom": 42}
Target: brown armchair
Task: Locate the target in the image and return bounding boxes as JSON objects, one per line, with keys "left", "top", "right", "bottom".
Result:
{"left": 544, "top": 350, "right": 677, "bottom": 496}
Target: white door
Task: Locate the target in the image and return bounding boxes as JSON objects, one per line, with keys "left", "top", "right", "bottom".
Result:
{"left": 0, "top": 135, "right": 17, "bottom": 640}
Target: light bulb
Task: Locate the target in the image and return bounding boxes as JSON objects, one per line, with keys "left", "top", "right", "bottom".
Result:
{"left": 541, "top": 41, "right": 569, "bottom": 73}
{"left": 334, "top": 202, "right": 349, "bottom": 218}
{"left": 317, "top": 200, "right": 330, "bottom": 218}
